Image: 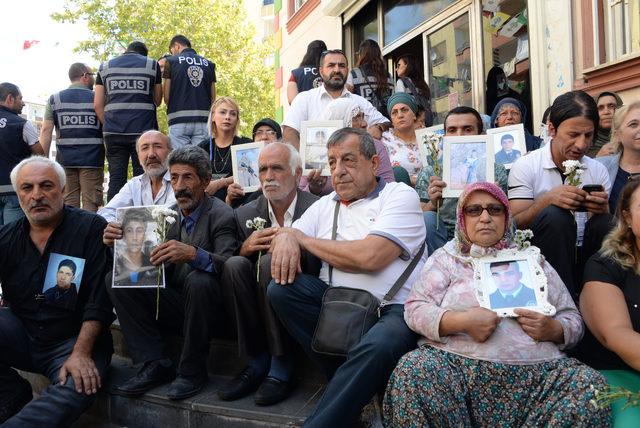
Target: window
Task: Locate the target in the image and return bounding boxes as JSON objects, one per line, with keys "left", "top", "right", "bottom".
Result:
{"left": 382, "top": 0, "right": 456, "bottom": 46}
{"left": 591, "top": 0, "right": 640, "bottom": 67}
{"left": 293, "top": 0, "right": 308, "bottom": 14}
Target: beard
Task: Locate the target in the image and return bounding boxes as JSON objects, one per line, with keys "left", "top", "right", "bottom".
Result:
{"left": 323, "top": 72, "right": 346, "bottom": 91}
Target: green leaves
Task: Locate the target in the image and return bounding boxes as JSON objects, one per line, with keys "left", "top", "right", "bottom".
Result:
{"left": 53, "top": 0, "right": 275, "bottom": 136}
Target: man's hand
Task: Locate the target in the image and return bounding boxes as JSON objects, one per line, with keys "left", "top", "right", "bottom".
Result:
{"left": 546, "top": 185, "right": 586, "bottom": 211}
{"left": 103, "top": 222, "right": 123, "bottom": 247}
{"left": 307, "top": 170, "right": 327, "bottom": 195}
{"left": 239, "top": 227, "right": 278, "bottom": 257}
{"left": 427, "top": 176, "right": 447, "bottom": 207}
{"left": 270, "top": 229, "right": 302, "bottom": 285}
{"left": 582, "top": 190, "right": 609, "bottom": 214}
{"left": 206, "top": 177, "right": 233, "bottom": 197}
{"left": 150, "top": 240, "right": 197, "bottom": 265}
{"left": 462, "top": 307, "right": 500, "bottom": 342}
{"left": 58, "top": 352, "right": 101, "bottom": 395}
{"left": 225, "top": 183, "right": 245, "bottom": 205}
{"left": 514, "top": 308, "right": 564, "bottom": 343}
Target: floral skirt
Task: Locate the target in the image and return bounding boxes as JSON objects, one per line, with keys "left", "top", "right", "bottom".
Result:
{"left": 383, "top": 345, "right": 611, "bottom": 428}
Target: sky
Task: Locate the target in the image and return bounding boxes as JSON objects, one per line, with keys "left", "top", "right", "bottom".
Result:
{"left": 0, "top": 0, "right": 96, "bottom": 104}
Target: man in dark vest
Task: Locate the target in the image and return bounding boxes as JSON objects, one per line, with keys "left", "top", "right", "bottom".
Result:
{"left": 40, "top": 63, "right": 104, "bottom": 212}
{"left": 0, "top": 83, "right": 44, "bottom": 225}
{"left": 94, "top": 41, "right": 162, "bottom": 201}
{"left": 163, "top": 35, "right": 216, "bottom": 150}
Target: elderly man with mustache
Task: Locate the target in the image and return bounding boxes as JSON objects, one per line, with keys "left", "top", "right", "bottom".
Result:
{"left": 107, "top": 145, "right": 237, "bottom": 400}
{"left": 218, "top": 142, "right": 319, "bottom": 406}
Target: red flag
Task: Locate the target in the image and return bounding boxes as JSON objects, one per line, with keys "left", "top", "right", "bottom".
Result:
{"left": 23, "top": 40, "right": 40, "bottom": 50}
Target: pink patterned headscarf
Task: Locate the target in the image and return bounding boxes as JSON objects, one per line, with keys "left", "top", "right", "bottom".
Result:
{"left": 455, "top": 182, "right": 513, "bottom": 254}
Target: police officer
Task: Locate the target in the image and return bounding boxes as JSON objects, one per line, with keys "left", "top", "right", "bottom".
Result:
{"left": 163, "top": 35, "right": 216, "bottom": 149}
{"left": 94, "top": 41, "right": 162, "bottom": 201}
{"left": 40, "top": 63, "right": 104, "bottom": 212}
{"left": 0, "top": 83, "right": 44, "bottom": 225}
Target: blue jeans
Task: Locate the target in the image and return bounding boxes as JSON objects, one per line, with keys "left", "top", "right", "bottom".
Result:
{"left": 104, "top": 135, "right": 143, "bottom": 201}
{"left": 0, "top": 308, "right": 113, "bottom": 427}
{"left": 267, "top": 274, "right": 417, "bottom": 428}
{"left": 424, "top": 211, "right": 448, "bottom": 256}
{"left": 168, "top": 122, "right": 208, "bottom": 150}
{"left": 0, "top": 195, "right": 24, "bottom": 226}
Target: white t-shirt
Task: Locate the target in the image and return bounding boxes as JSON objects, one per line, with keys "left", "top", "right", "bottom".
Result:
{"left": 292, "top": 181, "right": 426, "bottom": 304}
{"left": 282, "top": 85, "right": 389, "bottom": 132}
{"left": 23, "top": 121, "right": 39, "bottom": 146}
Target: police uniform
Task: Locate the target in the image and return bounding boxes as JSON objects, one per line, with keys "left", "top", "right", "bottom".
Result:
{"left": 290, "top": 65, "right": 323, "bottom": 94}
{"left": 96, "top": 51, "right": 161, "bottom": 201}
{"left": 0, "top": 105, "right": 39, "bottom": 225}
{"left": 46, "top": 83, "right": 104, "bottom": 212}
{"left": 165, "top": 48, "right": 216, "bottom": 149}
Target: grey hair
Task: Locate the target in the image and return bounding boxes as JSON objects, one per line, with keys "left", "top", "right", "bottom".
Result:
{"left": 10, "top": 156, "right": 67, "bottom": 190}
{"left": 326, "top": 127, "right": 376, "bottom": 159}
{"left": 167, "top": 145, "right": 211, "bottom": 183}
{"left": 135, "top": 130, "right": 172, "bottom": 152}
{"left": 262, "top": 142, "right": 302, "bottom": 174}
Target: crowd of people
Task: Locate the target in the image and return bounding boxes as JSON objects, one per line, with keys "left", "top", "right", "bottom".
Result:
{"left": 0, "top": 33, "right": 638, "bottom": 428}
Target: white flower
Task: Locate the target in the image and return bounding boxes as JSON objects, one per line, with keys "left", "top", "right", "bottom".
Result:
{"left": 246, "top": 219, "right": 254, "bottom": 229}
{"left": 152, "top": 206, "right": 178, "bottom": 219}
{"left": 165, "top": 216, "right": 176, "bottom": 224}
{"left": 562, "top": 160, "right": 584, "bottom": 174}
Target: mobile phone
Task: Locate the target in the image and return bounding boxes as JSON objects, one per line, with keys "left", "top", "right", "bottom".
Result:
{"left": 577, "top": 184, "right": 605, "bottom": 212}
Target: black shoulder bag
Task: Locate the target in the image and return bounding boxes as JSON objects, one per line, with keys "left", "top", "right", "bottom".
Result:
{"left": 311, "top": 201, "right": 425, "bottom": 357}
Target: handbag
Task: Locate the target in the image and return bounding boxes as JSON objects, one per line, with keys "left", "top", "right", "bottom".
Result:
{"left": 311, "top": 201, "right": 425, "bottom": 357}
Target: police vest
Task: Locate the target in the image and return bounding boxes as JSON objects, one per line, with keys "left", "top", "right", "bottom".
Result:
{"left": 291, "top": 66, "right": 323, "bottom": 93}
{"left": 50, "top": 87, "right": 104, "bottom": 168}
{"left": 98, "top": 53, "right": 158, "bottom": 135}
{"left": 166, "top": 48, "right": 215, "bottom": 126}
{"left": 0, "top": 106, "right": 31, "bottom": 195}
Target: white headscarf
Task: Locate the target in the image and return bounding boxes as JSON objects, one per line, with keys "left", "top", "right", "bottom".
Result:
{"left": 320, "top": 98, "right": 363, "bottom": 127}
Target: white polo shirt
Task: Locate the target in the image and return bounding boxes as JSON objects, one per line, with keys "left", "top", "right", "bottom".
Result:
{"left": 282, "top": 85, "right": 389, "bottom": 132}
{"left": 508, "top": 142, "right": 611, "bottom": 200}
{"left": 292, "top": 181, "right": 426, "bottom": 305}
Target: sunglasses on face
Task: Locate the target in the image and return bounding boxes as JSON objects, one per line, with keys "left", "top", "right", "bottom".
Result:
{"left": 463, "top": 203, "right": 505, "bottom": 217}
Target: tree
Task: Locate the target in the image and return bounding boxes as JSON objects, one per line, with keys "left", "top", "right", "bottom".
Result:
{"left": 53, "top": 0, "right": 274, "bottom": 137}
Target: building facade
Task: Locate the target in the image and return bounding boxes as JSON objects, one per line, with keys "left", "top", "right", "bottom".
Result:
{"left": 274, "top": 0, "right": 640, "bottom": 129}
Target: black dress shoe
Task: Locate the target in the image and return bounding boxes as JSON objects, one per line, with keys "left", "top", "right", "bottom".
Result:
{"left": 0, "top": 378, "right": 32, "bottom": 423}
{"left": 254, "top": 377, "right": 294, "bottom": 406}
{"left": 217, "top": 366, "right": 265, "bottom": 401}
{"left": 166, "top": 375, "right": 207, "bottom": 401}
{"left": 116, "top": 360, "right": 175, "bottom": 396}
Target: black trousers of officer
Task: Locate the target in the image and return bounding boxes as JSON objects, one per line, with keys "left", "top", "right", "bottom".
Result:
{"left": 107, "top": 265, "right": 230, "bottom": 378}
{"left": 221, "top": 253, "right": 289, "bottom": 359}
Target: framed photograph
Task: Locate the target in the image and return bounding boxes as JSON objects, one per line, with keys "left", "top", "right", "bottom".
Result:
{"left": 300, "top": 120, "right": 343, "bottom": 176}
{"left": 442, "top": 135, "right": 495, "bottom": 198}
{"left": 231, "top": 142, "right": 264, "bottom": 193}
{"left": 415, "top": 124, "right": 444, "bottom": 168}
{"left": 472, "top": 247, "right": 557, "bottom": 317}
{"left": 486, "top": 123, "right": 526, "bottom": 169}
{"left": 113, "top": 206, "right": 165, "bottom": 288}
{"left": 43, "top": 253, "right": 86, "bottom": 310}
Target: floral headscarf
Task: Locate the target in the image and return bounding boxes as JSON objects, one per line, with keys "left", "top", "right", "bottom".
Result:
{"left": 320, "top": 98, "right": 363, "bottom": 127}
{"left": 454, "top": 182, "right": 515, "bottom": 256}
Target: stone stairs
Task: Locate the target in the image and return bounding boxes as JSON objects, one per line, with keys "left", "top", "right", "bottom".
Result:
{"left": 21, "top": 321, "right": 326, "bottom": 428}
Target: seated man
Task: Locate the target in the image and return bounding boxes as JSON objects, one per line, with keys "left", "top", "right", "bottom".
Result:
{"left": 219, "top": 142, "right": 319, "bottom": 405}
{"left": 267, "top": 128, "right": 426, "bottom": 427}
{"left": 489, "top": 261, "right": 537, "bottom": 309}
{"left": 99, "top": 130, "right": 175, "bottom": 223}
{"left": 414, "top": 106, "right": 508, "bottom": 254}
{"left": 0, "top": 157, "right": 113, "bottom": 426}
{"left": 509, "top": 90, "right": 611, "bottom": 296}
{"left": 107, "top": 145, "right": 237, "bottom": 400}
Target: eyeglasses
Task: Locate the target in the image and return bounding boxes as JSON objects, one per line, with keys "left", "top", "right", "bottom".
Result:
{"left": 463, "top": 203, "right": 505, "bottom": 217}
{"left": 255, "top": 130, "right": 277, "bottom": 137}
{"left": 83, "top": 72, "right": 96, "bottom": 77}
{"left": 628, "top": 173, "right": 640, "bottom": 182}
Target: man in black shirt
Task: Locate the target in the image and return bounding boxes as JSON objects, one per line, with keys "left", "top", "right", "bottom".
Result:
{"left": 0, "top": 156, "right": 114, "bottom": 426}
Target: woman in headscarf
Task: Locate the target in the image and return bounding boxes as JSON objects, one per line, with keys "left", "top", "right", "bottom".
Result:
{"left": 490, "top": 97, "right": 542, "bottom": 152}
{"left": 381, "top": 93, "right": 423, "bottom": 186}
{"left": 383, "top": 182, "right": 609, "bottom": 426}
{"left": 485, "top": 66, "right": 523, "bottom": 117}
{"left": 302, "top": 98, "right": 395, "bottom": 195}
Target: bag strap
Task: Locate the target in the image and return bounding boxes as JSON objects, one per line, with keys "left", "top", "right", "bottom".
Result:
{"left": 328, "top": 200, "right": 426, "bottom": 304}
{"left": 328, "top": 201, "right": 340, "bottom": 286}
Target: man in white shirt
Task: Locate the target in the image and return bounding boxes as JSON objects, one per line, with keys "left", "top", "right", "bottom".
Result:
{"left": 100, "top": 130, "right": 175, "bottom": 245}
{"left": 508, "top": 90, "right": 613, "bottom": 295}
{"left": 219, "top": 143, "right": 319, "bottom": 406}
{"left": 267, "top": 128, "right": 425, "bottom": 427}
{"left": 282, "top": 49, "right": 389, "bottom": 150}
